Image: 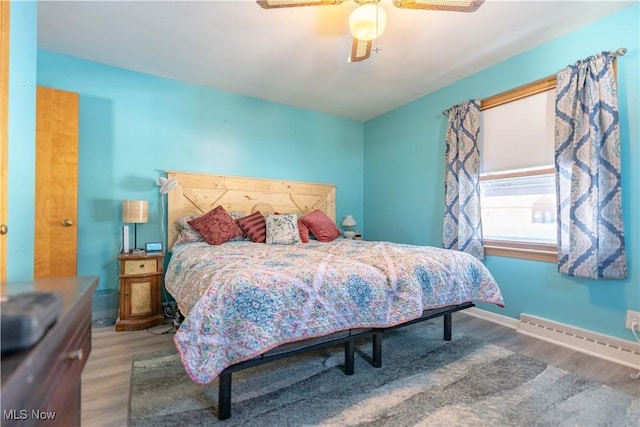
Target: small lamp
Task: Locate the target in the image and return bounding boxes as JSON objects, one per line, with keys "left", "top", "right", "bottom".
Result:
{"left": 122, "top": 200, "right": 148, "bottom": 252}
{"left": 341, "top": 215, "right": 357, "bottom": 239}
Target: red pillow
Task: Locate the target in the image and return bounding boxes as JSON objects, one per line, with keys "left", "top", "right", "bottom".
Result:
{"left": 188, "top": 205, "right": 244, "bottom": 245}
{"left": 298, "top": 218, "right": 310, "bottom": 243}
{"left": 300, "top": 209, "right": 341, "bottom": 242}
{"left": 237, "top": 211, "right": 266, "bottom": 243}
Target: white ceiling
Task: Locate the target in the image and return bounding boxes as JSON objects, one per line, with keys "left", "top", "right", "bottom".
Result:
{"left": 37, "top": 0, "right": 633, "bottom": 121}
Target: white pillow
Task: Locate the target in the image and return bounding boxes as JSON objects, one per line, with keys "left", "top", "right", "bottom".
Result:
{"left": 265, "top": 214, "right": 302, "bottom": 245}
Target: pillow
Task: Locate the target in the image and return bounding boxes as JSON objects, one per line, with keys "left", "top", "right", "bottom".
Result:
{"left": 228, "top": 212, "right": 251, "bottom": 241}
{"left": 300, "top": 209, "right": 341, "bottom": 242}
{"left": 188, "top": 205, "right": 244, "bottom": 245}
{"left": 298, "top": 218, "right": 310, "bottom": 243}
{"left": 172, "top": 215, "right": 205, "bottom": 249}
{"left": 236, "top": 211, "right": 266, "bottom": 243}
{"left": 265, "top": 214, "right": 302, "bottom": 245}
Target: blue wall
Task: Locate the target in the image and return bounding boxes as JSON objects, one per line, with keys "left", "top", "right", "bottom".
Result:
{"left": 364, "top": 4, "right": 639, "bottom": 341}
{"left": 7, "top": 1, "right": 37, "bottom": 281}
{"left": 10, "top": 3, "right": 637, "bottom": 342}
{"left": 36, "top": 52, "right": 364, "bottom": 293}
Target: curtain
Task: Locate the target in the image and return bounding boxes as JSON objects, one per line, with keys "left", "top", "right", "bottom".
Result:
{"left": 443, "top": 99, "right": 484, "bottom": 260}
{"left": 555, "top": 51, "right": 627, "bottom": 279}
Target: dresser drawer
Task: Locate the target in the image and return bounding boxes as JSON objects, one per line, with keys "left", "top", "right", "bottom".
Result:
{"left": 1, "top": 317, "right": 89, "bottom": 426}
{"left": 123, "top": 258, "right": 158, "bottom": 275}
{"left": 42, "top": 318, "right": 90, "bottom": 425}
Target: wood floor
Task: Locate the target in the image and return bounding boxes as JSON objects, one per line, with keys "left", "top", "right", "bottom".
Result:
{"left": 81, "top": 313, "right": 640, "bottom": 427}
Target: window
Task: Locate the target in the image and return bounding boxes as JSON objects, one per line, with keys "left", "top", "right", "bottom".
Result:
{"left": 479, "top": 78, "right": 558, "bottom": 262}
{"left": 476, "top": 63, "right": 617, "bottom": 262}
{"left": 480, "top": 168, "right": 556, "bottom": 243}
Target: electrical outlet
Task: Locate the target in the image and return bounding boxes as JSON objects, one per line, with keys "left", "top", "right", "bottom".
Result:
{"left": 626, "top": 310, "right": 640, "bottom": 330}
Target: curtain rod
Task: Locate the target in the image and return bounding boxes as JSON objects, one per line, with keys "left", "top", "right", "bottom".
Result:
{"left": 441, "top": 47, "right": 627, "bottom": 116}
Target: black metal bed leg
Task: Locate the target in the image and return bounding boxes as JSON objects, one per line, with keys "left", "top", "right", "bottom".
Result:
{"left": 372, "top": 331, "right": 382, "bottom": 368}
{"left": 443, "top": 313, "right": 452, "bottom": 341}
{"left": 344, "top": 340, "right": 355, "bottom": 375}
{"left": 218, "top": 372, "right": 232, "bottom": 420}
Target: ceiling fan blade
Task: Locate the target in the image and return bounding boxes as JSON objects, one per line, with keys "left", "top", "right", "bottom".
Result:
{"left": 257, "top": 0, "right": 344, "bottom": 9}
{"left": 392, "top": 0, "right": 484, "bottom": 12}
{"left": 349, "top": 38, "right": 371, "bottom": 63}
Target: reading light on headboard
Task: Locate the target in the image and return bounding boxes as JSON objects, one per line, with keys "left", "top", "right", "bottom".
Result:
{"left": 156, "top": 177, "right": 177, "bottom": 194}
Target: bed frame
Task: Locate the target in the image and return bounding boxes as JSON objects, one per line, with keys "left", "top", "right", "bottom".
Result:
{"left": 215, "top": 303, "right": 473, "bottom": 419}
{"left": 164, "top": 171, "right": 474, "bottom": 420}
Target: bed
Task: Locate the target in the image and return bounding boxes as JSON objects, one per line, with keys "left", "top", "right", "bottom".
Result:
{"left": 164, "top": 171, "right": 504, "bottom": 420}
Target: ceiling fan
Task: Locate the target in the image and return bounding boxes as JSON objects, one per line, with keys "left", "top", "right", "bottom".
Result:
{"left": 257, "top": 0, "right": 485, "bottom": 62}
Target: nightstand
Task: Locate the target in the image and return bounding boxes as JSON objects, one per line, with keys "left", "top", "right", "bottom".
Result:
{"left": 116, "top": 252, "right": 165, "bottom": 331}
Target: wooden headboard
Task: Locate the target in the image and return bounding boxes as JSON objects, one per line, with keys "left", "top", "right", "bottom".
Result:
{"left": 166, "top": 171, "right": 336, "bottom": 248}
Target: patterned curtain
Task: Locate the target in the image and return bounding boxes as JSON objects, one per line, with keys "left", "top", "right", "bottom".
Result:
{"left": 443, "top": 99, "right": 484, "bottom": 260}
{"left": 555, "top": 51, "right": 627, "bottom": 279}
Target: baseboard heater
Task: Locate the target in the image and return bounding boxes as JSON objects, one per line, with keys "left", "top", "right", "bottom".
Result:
{"left": 463, "top": 308, "right": 640, "bottom": 370}
{"left": 518, "top": 313, "right": 640, "bottom": 370}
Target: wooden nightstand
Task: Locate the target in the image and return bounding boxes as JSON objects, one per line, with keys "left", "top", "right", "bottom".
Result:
{"left": 116, "top": 252, "right": 165, "bottom": 331}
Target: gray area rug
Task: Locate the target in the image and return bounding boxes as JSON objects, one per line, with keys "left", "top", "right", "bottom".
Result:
{"left": 129, "top": 322, "right": 639, "bottom": 426}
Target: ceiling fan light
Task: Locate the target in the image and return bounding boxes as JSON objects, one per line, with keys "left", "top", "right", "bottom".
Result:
{"left": 349, "top": 4, "right": 387, "bottom": 41}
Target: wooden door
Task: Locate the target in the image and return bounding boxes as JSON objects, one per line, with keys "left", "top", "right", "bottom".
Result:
{"left": 1, "top": 1, "right": 9, "bottom": 282}
{"left": 34, "top": 86, "right": 78, "bottom": 279}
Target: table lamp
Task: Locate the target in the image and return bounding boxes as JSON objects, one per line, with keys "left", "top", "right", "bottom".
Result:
{"left": 341, "top": 215, "right": 357, "bottom": 239}
{"left": 122, "top": 200, "right": 148, "bottom": 252}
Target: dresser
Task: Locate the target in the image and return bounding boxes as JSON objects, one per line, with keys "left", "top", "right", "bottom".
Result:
{"left": 1, "top": 276, "right": 98, "bottom": 426}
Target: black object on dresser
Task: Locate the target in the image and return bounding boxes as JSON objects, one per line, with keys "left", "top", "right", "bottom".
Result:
{"left": 1, "top": 292, "right": 64, "bottom": 352}
{"left": 1, "top": 276, "right": 98, "bottom": 426}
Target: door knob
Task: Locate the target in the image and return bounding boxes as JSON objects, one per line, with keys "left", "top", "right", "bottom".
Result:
{"left": 0, "top": 224, "right": 7, "bottom": 235}
{"left": 66, "top": 349, "right": 83, "bottom": 361}
{"left": 61, "top": 219, "right": 74, "bottom": 227}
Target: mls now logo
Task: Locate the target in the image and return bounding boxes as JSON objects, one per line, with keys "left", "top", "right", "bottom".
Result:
{"left": 3, "top": 409, "right": 56, "bottom": 420}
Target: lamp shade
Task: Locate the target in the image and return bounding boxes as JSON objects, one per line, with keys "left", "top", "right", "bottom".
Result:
{"left": 349, "top": 3, "right": 387, "bottom": 41}
{"left": 342, "top": 215, "right": 357, "bottom": 228}
{"left": 122, "top": 200, "right": 148, "bottom": 223}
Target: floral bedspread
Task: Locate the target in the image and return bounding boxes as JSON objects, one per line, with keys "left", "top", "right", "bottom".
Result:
{"left": 165, "top": 240, "right": 504, "bottom": 384}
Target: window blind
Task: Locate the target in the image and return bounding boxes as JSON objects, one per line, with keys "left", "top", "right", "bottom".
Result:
{"left": 479, "top": 89, "right": 555, "bottom": 174}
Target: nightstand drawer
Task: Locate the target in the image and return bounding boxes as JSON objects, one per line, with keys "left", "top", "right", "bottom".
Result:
{"left": 123, "top": 259, "right": 157, "bottom": 275}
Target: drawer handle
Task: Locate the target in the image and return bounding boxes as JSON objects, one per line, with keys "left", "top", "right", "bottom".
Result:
{"left": 140, "top": 264, "right": 145, "bottom": 268}
{"left": 66, "top": 349, "right": 83, "bottom": 361}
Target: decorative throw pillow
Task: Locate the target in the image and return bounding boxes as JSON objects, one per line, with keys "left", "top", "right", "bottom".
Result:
{"left": 229, "top": 212, "right": 249, "bottom": 241}
{"left": 172, "top": 214, "right": 204, "bottom": 249}
{"left": 188, "top": 205, "right": 244, "bottom": 245}
{"left": 298, "top": 218, "right": 310, "bottom": 243}
{"left": 236, "top": 211, "right": 267, "bottom": 243}
{"left": 265, "top": 214, "right": 302, "bottom": 245}
{"left": 300, "top": 209, "right": 341, "bottom": 242}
